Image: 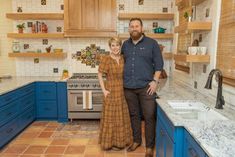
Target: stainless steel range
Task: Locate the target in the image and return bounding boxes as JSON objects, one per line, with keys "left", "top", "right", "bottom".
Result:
{"left": 67, "top": 73, "right": 103, "bottom": 120}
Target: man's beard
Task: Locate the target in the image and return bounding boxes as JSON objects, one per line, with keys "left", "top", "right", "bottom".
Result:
{"left": 130, "top": 31, "right": 142, "bottom": 40}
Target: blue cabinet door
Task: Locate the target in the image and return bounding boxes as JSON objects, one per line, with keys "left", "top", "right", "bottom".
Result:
{"left": 57, "top": 82, "right": 68, "bottom": 122}
{"left": 156, "top": 118, "right": 165, "bottom": 157}
{"left": 165, "top": 131, "right": 174, "bottom": 157}
{"left": 37, "top": 100, "right": 57, "bottom": 119}
{"left": 156, "top": 117, "right": 174, "bottom": 157}
{"left": 184, "top": 130, "right": 207, "bottom": 157}
{"left": 36, "top": 82, "right": 56, "bottom": 100}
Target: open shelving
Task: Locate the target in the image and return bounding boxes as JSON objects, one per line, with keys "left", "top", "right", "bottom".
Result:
{"left": 118, "top": 13, "right": 174, "bottom": 20}
{"left": 118, "top": 33, "right": 174, "bottom": 39}
{"left": 174, "top": 54, "right": 210, "bottom": 63}
{"left": 174, "top": 21, "right": 212, "bottom": 33}
{"left": 6, "top": 13, "right": 64, "bottom": 20}
{"left": 8, "top": 52, "right": 67, "bottom": 58}
{"left": 7, "top": 33, "right": 64, "bottom": 38}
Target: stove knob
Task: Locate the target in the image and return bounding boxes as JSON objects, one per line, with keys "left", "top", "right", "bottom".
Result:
{"left": 81, "top": 84, "right": 85, "bottom": 87}
{"left": 93, "top": 84, "right": 96, "bottom": 88}
{"left": 86, "top": 84, "right": 89, "bottom": 87}
{"left": 74, "top": 84, "right": 78, "bottom": 88}
{"left": 69, "top": 84, "right": 74, "bottom": 88}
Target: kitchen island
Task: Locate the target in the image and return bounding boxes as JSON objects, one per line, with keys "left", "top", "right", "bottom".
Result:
{"left": 156, "top": 79, "right": 235, "bottom": 157}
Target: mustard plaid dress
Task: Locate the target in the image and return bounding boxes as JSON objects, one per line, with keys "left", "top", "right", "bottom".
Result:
{"left": 98, "top": 55, "right": 133, "bottom": 150}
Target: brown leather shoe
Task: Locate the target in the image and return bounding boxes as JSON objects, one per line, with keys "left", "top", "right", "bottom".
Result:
{"left": 127, "top": 142, "right": 141, "bottom": 152}
{"left": 145, "top": 148, "right": 153, "bottom": 157}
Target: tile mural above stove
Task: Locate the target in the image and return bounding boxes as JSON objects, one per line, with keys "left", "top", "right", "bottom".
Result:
{"left": 71, "top": 44, "right": 109, "bottom": 68}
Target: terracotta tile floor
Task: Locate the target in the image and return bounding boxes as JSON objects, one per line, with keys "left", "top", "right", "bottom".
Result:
{"left": 0, "top": 121, "right": 156, "bottom": 157}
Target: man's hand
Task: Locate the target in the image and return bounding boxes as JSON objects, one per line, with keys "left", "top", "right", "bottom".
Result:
{"left": 147, "top": 81, "right": 158, "bottom": 95}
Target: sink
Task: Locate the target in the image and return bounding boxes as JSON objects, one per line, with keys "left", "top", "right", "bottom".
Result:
{"left": 167, "top": 100, "right": 228, "bottom": 120}
{"left": 167, "top": 100, "right": 208, "bottom": 111}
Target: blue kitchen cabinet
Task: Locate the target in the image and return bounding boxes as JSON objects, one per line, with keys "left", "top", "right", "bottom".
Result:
{"left": 156, "top": 117, "right": 174, "bottom": 157}
{"left": 57, "top": 82, "right": 68, "bottom": 122}
{"left": 0, "top": 83, "right": 35, "bottom": 149}
{"left": 156, "top": 105, "right": 184, "bottom": 157}
{"left": 184, "top": 130, "right": 208, "bottom": 157}
{"left": 36, "top": 82, "right": 57, "bottom": 120}
{"left": 156, "top": 105, "right": 209, "bottom": 157}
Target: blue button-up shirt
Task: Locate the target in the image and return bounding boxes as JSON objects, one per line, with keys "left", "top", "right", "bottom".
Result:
{"left": 121, "top": 35, "right": 164, "bottom": 89}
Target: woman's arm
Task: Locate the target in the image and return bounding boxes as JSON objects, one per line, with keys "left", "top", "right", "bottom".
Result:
{"left": 98, "top": 72, "right": 110, "bottom": 97}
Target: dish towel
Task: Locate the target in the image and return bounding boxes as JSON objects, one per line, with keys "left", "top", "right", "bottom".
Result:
{"left": 82, "top": 91, "right": 86, "bottom": 109}
{"left": 83, "top": 91, "right": 93, "bottom": 110}
{"left": 88, "top": 91, "right": 93, "bottom": 109}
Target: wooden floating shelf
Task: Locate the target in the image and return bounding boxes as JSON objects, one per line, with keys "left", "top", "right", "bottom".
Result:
{"left": 191, "top": 0, "right": 206, "bottom": 5}
{"left": 174, "top": 22, "right": 212, "bottom": 33}
{"left": 8, "top": 52, "right": 67, "bottom": 58}
{"left": 7, "top": 33, "right": 64, "bottom": 38}
{"left": 118, "top": 13, "right": 174, "bottom": 20}
{"left": 6, "top": 13, "right": 64, "bottom": 20}
{"left": 118, "top": 33, "right": 173, "bottom": 39}
{"left": 174, "top": 54, "right": 210, "bottom": 63}
{"left": 163, "top": 52, "right": 173, "bottom": 60}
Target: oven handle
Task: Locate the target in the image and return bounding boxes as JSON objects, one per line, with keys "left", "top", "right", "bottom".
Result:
{"left": 69, "top": 92, "right": 82, "bottom": 94}
{"left": 68, "top": 91, "right": 103, "bottom": 94}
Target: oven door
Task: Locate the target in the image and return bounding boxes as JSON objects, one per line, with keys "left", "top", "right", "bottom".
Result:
{"left": 68, "top": 90, "right": 103, "bottom": 111}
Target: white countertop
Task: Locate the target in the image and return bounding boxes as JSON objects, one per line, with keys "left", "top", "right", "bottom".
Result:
{"left": 0, "top": 76, "right": 67, "bottom": 95}
{"left": 157, "top": 79, "right": 235, "bottom": 157}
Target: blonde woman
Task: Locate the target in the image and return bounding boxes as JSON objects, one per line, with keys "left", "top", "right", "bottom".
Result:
{"left": 98, "top": 37, "right": 133, "bottom": 150}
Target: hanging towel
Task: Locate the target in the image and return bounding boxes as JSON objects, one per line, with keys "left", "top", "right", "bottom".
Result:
{"left": 82, "top": 91, "right": 86, "bottom": 109}
{"left": 88, "top": 91, "right": 93, "bottom": 109}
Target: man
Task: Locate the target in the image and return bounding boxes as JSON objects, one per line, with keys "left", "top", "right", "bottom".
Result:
{"left": 121, "top": 18, "right": 163, "bottom": 157}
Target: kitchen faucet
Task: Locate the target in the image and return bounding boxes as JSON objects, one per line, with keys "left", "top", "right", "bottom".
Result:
{"left": 204, "top": 69, "right": 225, "bottom": 109}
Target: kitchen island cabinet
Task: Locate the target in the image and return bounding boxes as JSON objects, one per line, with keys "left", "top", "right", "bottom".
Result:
{"left": 156, "top": 105, "right": 209, "bottom": 157}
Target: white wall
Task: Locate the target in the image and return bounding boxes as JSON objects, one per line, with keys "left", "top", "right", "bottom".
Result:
{"left": 0, "top": 0, "right": 15, "bottom": 76}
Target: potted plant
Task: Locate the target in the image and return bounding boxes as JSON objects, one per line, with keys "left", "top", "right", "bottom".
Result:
{"left": 62, "top": 69, "right": 69, "bottom": 79}
{"left": 184, "top": 11, "right": 191, "bottom": 22}
{"left": 16, "top": 23, "right": 25, "bottom": 33}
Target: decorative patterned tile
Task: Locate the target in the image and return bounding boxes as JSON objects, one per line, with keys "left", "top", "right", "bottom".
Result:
{"left": 41, "top": 0, "right": 46, "bottom": 5}
{"left": 119, "top": 4, "right": 124, "bottom": 11}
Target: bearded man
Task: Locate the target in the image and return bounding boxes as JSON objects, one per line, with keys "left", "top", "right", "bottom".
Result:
{"left": 121, "top": 18, "right": 164, "bottom": 157}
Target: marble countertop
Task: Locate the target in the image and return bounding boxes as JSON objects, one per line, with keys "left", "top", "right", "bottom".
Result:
{"left": 0, "top": 76, "right": 67, "bottom": 95}
{"left": 157, "top": 79, "right": 235, "bottom": 157}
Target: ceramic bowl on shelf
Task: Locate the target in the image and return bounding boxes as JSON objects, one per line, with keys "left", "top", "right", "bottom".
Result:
{"left": 198, "top": 47, "right": 207, "bottom": 55}
{"left": 188, "top": 46, "right": 198, "bottom": 55}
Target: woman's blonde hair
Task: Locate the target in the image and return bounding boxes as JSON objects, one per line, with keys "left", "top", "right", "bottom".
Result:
{"left": 108, "top": 37, "right": 122, "bottom": 47}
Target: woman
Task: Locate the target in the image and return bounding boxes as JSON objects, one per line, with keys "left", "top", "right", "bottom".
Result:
{"left": 98, "top": 37, "right": 133, "bottom": 150}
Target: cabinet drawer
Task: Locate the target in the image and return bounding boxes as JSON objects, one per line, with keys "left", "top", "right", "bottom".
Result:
{"left": 0, "top": 101, "right": 19, "bottom": 127}
{"left": 184, "top": 130, "right": 207, "bottom": 157}
{"left": 37, "top": 101, "right": 57, "bottom": 118}
{"left": 18, "top": 83, "right": 35, "bottom": 97}
{"left": 0, "top": 118, "right": 19, "bottom": 148}
{"left": 36, "top": 82, "right": 56, "bottom": 100}
{"left": 19, "top": 93, "right": 35, "bottom": 112}
{"left": 0, "top": 91, "right": 19, "bottom": 107}
{"left": 19, "top": 107, "right": 35, "bottom": 130}
{"left": 157, "top": 106, "right": 175, "bottom": 142}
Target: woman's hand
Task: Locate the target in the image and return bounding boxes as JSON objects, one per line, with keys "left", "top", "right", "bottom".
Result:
{"left": 147, "top": 81, "right": 158, "bottom": 95}
{"left": 103, "top": 89, "right": 110, "bottom": 98}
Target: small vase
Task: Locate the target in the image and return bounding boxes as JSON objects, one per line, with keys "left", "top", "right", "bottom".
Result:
{"left": 18, "top": 28, "right": 23, "bottom": 33}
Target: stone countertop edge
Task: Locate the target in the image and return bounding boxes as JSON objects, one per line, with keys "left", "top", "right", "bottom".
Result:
{"left": 0, "top": 76, "right": 67, "bottom": 95}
